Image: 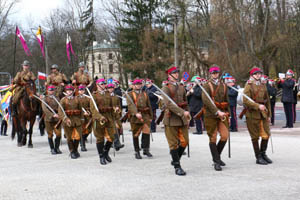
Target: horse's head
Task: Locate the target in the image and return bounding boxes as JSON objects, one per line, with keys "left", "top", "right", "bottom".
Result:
{"left": 25, "top": 80, "right": 36, "bottom": 99}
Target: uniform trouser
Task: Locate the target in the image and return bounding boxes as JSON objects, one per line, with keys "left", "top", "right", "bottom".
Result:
{"left": 131, "top": 122, "right": 151, "bottom": 151}
{"left": 270, "top": 101, "right": 275, "bottom": 124}
{"left": 190, "top": 112, "right": 203, "bottom": 133}
{"left": 93, "top": 121, "right": 115, "bottom": 144}
{"left": 63, "top": 125, "right": 82, "bottom": 152}
{"left": 204, "top": 118, "right": 229, "bottom": 143}
{"left": 1, "top": 120, "right": 7, "bottom": 135}
{"left": 293, "top": 103, "right": 297, "bottom": 123}
{"left": 164, "top": 125, "right": 189, "bottom": 150}
{"left": 246, "top": 118, "right": 270, "bottom": 140}
{"left": 151, "top": 109, "right": 157, "bottom": 132}
{"left": 230, "top": 106, "right": 238, "bottom": 130}
{"left": 45, "top": 121, "right": 62, "bottom": 138}
{"left": 283, "top": 102, "right": 293, "bottom": 127}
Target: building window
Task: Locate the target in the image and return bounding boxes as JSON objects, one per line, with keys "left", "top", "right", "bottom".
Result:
{"left": 108, "top": 53, "right": 113, "bottom": 60}
{"left": 98, "top": 54, "right": 101, "bottom": 60}
{"left": 98, "top": 63, "right": 101, "bottom": 73}
{"left": 109, "top": 64, "right": 113, "bottom": 73}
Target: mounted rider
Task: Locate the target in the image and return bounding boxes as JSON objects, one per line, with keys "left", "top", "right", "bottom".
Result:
{"left": 11, "top": 60, "right": 36, "bottom": 116}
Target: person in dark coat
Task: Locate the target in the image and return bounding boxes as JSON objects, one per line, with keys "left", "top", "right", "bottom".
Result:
{"left": 145, "top": 79, "right": 159, "bottom": 132}
{"left": 187, "top": 76, "right": 203, "bottom": 134}
{"left": 278, "top": 69, "right": 295, "bottom": 128}
{"left": 267, "top": 79, "right": 277, "bottom": 126}
{"left": 226, "top": 77, "right": 238, "bottom": 132}
{"left": 113, "top": 79, "right": 123, "bottom": 108}
{"left": 292, "top": 79, "right": 298, "bottom": 123}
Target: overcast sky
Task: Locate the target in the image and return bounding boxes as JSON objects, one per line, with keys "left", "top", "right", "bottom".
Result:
{"left": 10, "top": 0, "right": 64, "bottom": 28}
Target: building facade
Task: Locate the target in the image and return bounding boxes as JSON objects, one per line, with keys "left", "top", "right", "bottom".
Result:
{"left": 86, "top": 41, "right": 122, "bottom": 81}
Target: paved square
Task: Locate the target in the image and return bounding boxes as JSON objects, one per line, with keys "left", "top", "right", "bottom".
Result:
{"left": 0, "top": 124, "right": 300, "bottom": 200}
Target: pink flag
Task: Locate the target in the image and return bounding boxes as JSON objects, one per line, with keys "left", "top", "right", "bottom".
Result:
{"left": 16, "top": 26, "right": 31, "bottom": 56}
{"left": 66, "top": 33, "right": 77, "bottom": 63}
{"left": 36, "top": 26, "right": 45, "bottom": 57}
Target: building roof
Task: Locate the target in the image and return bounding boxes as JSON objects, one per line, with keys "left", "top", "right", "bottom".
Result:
{"left": 86, "top": 42, "right": 119, "bottom": 51}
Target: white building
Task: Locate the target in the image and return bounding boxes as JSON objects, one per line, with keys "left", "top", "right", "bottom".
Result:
{"left": 86, "top": 41, "right": 122, "bottom": 80}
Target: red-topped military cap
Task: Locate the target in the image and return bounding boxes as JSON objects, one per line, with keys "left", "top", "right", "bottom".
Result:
{"left": 166, "top": 66, "right": 180, "bottom": 75}
{"left": 250, "top": 67, "right": 263, "bottom": 75}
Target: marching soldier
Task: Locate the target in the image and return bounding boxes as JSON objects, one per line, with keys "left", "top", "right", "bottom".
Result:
{"left": 162, "top": 66, "right": 190, "bottom": 176}
{"left": 243, "top": 67, "right": 272, "bottom": 165}
{"left": 127, "top": 78, "right": 153, "bottom": 159}
{"left": 58, "top": 84, "right": 84, "bottom": 159}
{"left": 46, "top": 64, "right": 68, "bottom": 98}
{"left": 41, "top": 85, "right": 62, "bottom": 155}
{"left": 71, "top": 62, "right": 93, "bottom": 90}
{"left": 202, "top": 65, "right": 230, "bottom": 171}
{"left": 77, "top": 84, "right": 92, "bottom": 151}
{"left": 107, "top": 83, "right": 124, "bottom": 151}
{"left": 90, "top": 79, "right": 115, "bottom": 165}
{"left": 11, "top": 60, "right": 36, "bottom": 115}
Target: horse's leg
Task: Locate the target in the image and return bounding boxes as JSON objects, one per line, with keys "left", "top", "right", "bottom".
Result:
{"left": 14, "top": 117, "right": 23, "bottom": 147}
{"left": 28, "top": 118, "right": 35, "bottom": 148}
{"left": 21, "top": 120, "right": 27, "bottom": 146}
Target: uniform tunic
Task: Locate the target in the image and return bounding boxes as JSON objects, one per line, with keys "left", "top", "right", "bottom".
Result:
{"left": 127, "top": 90, "right": 153, "bottom": 138}
{"left": 90, "top": 90, "right": 115, "bottom": 143}
{"left": 77, "top": 94, "right": 92, "bottom": 135}
{"left": 243, "top": 80, "right": 271, "bottom": 140}
{"left": 12, "top": 69, "right": 36, "bottom": 104}
{"left": 46, "top": 71, "right": 68, "bottom": 97}
{"left": 58, "top": 96, "right": 83, "bottom": 141}
{"left": 202, "top": 79, "right": 230, "bottom": 143}
{"left": 41, "top": 95, "right": 61, "bottom": 138}
{"left": 162, "top": 82, "right": 189, "bottom": 150}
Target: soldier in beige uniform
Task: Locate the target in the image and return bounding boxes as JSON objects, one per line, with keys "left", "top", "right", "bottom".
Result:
{"left": 45, "top": 64, "right": 68, "bottom": 98}
{"left": 243, "top": 67, "right": 272, "bottom": 165}
{"left": 202, "top": 65, "right": 230, "bottom": 171}
{"left": 77, "top": 84, "right": 92, "bottom": 151}
{"left": 107, "top": 83, "right": 125, "bottom": 151}
{"left": 71, "top": 62, "right": 93, "bottom": 90}
{"left": 127, "top": 78, "right": 153, "bottom": 159}
{"left": 58, "top": 85, "right": 84, "bottom": 159}
{"left": 11, "top": 60, "right": 36, "bottom": 115}
{"left": 162, "top": 66, "right": 190, "bottom": 176}
{"left": 90, "top": 79, "right": 115, "bottom": 165}
{"left": 41, "top": 85, "right": 62, "bottom": 155}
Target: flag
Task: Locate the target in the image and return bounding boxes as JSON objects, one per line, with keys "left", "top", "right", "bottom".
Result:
{"left": 1, "top": 91, "right": 12, "bottom": 112}
{"left": 66, "top": 33, "right": 77, "bottom": 63}
{"left": 16, "top": 26, "right": 31, "bottom": 56}
{"left": 38, "top": 72, "right": 47, "bottom": 80}
{"left": 36, "top": 26, "right": 45, "bottom": 57}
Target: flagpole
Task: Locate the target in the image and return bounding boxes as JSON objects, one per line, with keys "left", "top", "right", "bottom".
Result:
{"left": 13, "top": 26, "right": 17, "bottom": 77}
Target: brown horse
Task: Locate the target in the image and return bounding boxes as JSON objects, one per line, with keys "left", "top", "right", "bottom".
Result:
{"left": 11, "top": 80, "right": 40, "bottom": 147}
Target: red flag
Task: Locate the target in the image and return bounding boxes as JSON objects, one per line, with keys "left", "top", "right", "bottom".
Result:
{"left": 16, "top": 26, "right": 31, "bottom": 56}
{"left": 38, "top": 72, "right": 47, "bottom": 80}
